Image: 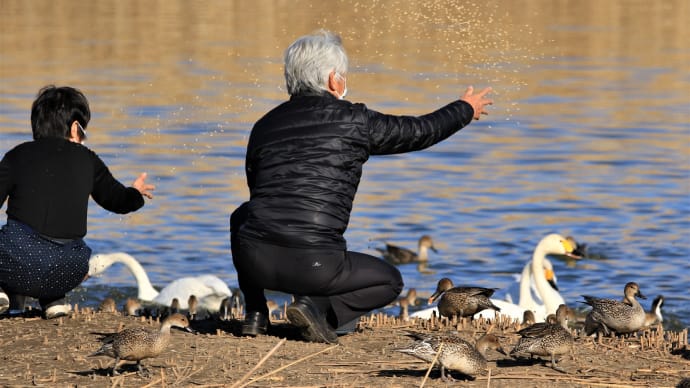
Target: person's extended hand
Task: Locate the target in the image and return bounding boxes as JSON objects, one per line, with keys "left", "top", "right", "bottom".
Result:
{"left": 132, "top": 172, "right": 155, "bottom": 199}
{"left": 461, "top": 86, "right": 493, "bottom": 120}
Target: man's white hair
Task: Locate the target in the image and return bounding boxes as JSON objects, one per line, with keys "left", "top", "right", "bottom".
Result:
{"left": 284, "top": 29, "right": 349, "bottom": 96}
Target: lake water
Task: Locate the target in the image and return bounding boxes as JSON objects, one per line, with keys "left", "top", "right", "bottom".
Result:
{"left": 1, "top": 1, "right": 688, "bottom": 329}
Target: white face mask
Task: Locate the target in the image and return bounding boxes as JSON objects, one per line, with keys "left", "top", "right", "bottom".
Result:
{"left": 340, "top": 87, "right": 348, "bottom": 100}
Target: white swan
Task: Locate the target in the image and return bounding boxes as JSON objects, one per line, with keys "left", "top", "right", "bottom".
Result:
{"left": 88, "top": 252, "right": 232, "bottom": 312}
{"left": 409, "top": 234, "right": 576, "bottom": 322}
{"left": 503, "top": 258, "right": 557, "bottom": 305}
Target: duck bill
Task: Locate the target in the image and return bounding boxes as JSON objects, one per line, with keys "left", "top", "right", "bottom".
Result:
{"left": 637, "top": 291, "right": 647, "bottom": 300}
{"left": 430, "top": 246, "right": 438, "bottom": 254}
{"left": 496, "top": 346, "right": 507, "bottom": 356}
{"left": 427, "top": 292, "right": 441, "bottom": 305}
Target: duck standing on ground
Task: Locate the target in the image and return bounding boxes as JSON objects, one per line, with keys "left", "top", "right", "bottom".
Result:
{"left": 428, "top": 278, "right": 501, "bottom": 319}
{"left": 522, "top": 310, "right": 536, "bottom": 327}
{"left": 396, "top": 332, "right": 506, "bottom": 381}
{"left": 124, "top": 298, "right": 141, "bottom": 316}
{"left": 397, "top": 288, "right": 418, "bottom": 321}
{"left": 510, "top": 304, "right": 573, "bottom": 372}
{"left": 376, "top": 235, "right": 437, "bottom": 265}
{"left": 98, "top": 298, "right": 117, "bottom": 313}
{"left": 90, "top": 313, "right": 193, "bottom": 376}
{"left": 582, "top": 282, "right": 647, "bottom": 336}
{"left": 187, "top": 295, "right": 198, "bottom": 321}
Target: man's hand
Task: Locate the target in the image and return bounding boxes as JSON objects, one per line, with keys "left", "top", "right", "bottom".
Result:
{"left": 461, "top": 86, "right": 493, "bottom": 120}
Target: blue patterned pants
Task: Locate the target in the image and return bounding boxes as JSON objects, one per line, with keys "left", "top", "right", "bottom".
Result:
{"left": 0, "top": 219, "right": 91, "bottom": 307}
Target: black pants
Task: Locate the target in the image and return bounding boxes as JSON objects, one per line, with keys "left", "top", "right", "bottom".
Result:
{"left": 230, "top": 203, "right": 403, "bottom": 328}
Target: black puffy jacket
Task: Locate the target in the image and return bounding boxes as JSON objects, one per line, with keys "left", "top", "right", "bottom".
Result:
{"left": 237, "top": 92, "right": 475, "bottom": 249}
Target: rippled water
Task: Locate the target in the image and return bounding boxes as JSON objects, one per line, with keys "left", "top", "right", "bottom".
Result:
{"left": 1, "top": 1, "right": 688, "bottom": 328}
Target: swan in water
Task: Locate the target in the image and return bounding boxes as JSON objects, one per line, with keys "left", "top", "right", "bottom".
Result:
{"left": 410, "top": 234, "right": 577, "bottom": 322}
{"left": 88, "top": 252, "right": 232, "bottom": 312}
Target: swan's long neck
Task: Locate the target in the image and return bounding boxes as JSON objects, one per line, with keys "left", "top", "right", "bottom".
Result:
{"left": 111, "top": 254, "right": 159, "bottom": 301}
{"left": 518, "top": 261, "right": 534, "bottom": 307}
{"left": 531, "top": 245, "right": 559, "bottom": 317}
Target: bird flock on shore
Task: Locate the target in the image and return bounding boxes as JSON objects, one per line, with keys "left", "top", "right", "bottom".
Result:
{"left": 0, "top": 233, "right": 670, "bottom": 381}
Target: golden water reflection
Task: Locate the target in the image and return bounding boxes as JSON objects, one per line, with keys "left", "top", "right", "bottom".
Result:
{"left": 1, "top": 0, "right": 688, "bottom": 323}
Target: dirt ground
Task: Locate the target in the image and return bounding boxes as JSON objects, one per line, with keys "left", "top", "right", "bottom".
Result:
{"left": 0, "top": 306, "right": 688, "bottom": 388}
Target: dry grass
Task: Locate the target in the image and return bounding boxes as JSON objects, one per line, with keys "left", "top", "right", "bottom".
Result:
{"left": 0, "top": 307, "right": 688, "bottom": 387}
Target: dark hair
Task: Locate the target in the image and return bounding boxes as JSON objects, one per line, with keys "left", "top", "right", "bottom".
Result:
{"left": 30, "top": 85, "right": 90, "bottom": 140}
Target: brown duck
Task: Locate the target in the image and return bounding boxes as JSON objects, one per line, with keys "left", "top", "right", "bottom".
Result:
{"left": 428, "top": 278, "right": 501, "bottom": 319}
{"left": 90, "top": 313, "right": 194, "bottom": 376}
{"left": 376, "top": 235, "right": 437, "bottom": 265}
{"left": 397, "top": 332, "right": 506, "bottom": 381}
{"left": 510, "top": 304, "right": 573, "bottom": 372}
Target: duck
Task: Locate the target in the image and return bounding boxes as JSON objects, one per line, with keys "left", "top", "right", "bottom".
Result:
{"left": 90, "top": 313, "right": 194, "bottom": 376}
{"left": 267, "top": 299, "right": 280, "bottom": 318}
{"left": 411, "top": 234, "right": 577, "bottom": 322}
{"left": 427, "top": 278, "right": 501, "bottom": 319}
{"left": 644, "top": 295, "right": 664, "bottom": 327}
{"left": 98, "top": 297, "right": 117, "bottom": 313}
{"left": 396, "top": 332, "right": 506, "bottom": 381}
{"left": 170, "top": 298, "right": 181, "bottom": 314}
{"left": 376, "top": 235, "right": 437, "bottom": 265}
{"left": 124, "top": 298, "right": 142, "bottom": 316}
{"left": 522, "top": 310, "right": 536, "bottom": 327}
{"left": 582, "top": 282, "right": 647, "bottom": 336}
{"left": 88, "top": 252, "right": 232, "bottom": 312}
{"left": 187, "top": 295, "right": 198, "bottom": 320}
{"left": 397, "top": 289, "right": 418, "bottom": 321}
{"left": 510, "top": 304, "right": 573, "bottom": 372}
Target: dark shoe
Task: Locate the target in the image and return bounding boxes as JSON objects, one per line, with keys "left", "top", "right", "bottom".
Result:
{"left": 286, "top": 297, "right": 338, "bottom": 344}
{"left": 241, "top": 311, "right": 269, "bottom": 336}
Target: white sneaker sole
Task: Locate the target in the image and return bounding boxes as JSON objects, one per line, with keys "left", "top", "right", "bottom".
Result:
{"left": 45, "top": 304, "right": 71, "bottom": 319}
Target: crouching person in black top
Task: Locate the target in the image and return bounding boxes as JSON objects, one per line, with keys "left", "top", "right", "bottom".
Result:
{"left": 0, "top": 85, "right": 154, "bottom": 319}
{"left": 230, "top": 30, "right": 492, "bottom": 343}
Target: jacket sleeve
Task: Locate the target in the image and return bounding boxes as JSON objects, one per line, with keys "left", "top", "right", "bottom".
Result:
{"left": 365, "top": 100, "right": 475, "bottom": 155}
{"left": 0, "top": 152, "right": 11, "bottom": 209}
{"left": 90, "top": 154, "right": 145, "bottom": 214}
